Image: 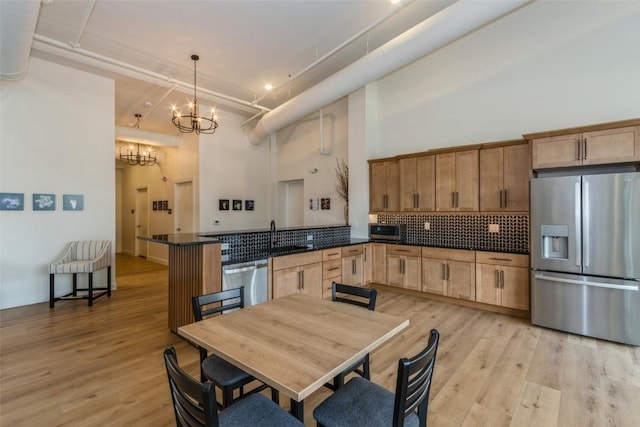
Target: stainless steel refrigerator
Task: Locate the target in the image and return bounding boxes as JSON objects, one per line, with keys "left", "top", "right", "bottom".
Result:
{"left": 530, "top": 172, "right": 640, "bottom": 346}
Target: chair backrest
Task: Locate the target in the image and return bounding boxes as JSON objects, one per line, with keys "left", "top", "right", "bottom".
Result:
{"left": 331, "top": 282, "right": 377, "bottom": 311}
{"left": 163, "top": 347, "right": 219, "bottom": 427}
{"left": 192, "top": 287, "right": 245, "bottom": 321}
{"left": 70, "top": 240, "right": 111, "bottom": 261}
{"left": 393, "top": 329, "right": 440, "bottom": 427}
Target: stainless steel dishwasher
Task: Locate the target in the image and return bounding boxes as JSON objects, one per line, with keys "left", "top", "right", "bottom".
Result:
{"left": 221, "top": 259, "right": 268, "bottom": 306}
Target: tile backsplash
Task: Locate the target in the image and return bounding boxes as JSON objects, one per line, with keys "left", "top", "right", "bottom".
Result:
{"left": 377, "top": 213, "right": 529, "bottom": 254}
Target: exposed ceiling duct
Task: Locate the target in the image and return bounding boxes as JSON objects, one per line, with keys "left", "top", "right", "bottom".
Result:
{"left": 115, "top": 126, "right": 182, "bottom": 148}
{"left": 248, "top": 0, "right": 530, "bottom": 145}
{"left": 0, "top": 0, "right": 40, "bottom": 80}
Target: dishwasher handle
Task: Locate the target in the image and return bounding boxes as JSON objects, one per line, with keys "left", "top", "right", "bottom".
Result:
{"left": 224, "top": 265, "right": 257, "bottom": 274}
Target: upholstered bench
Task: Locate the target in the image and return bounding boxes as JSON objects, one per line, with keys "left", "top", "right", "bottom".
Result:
{"left": 49, "top": 240, "right": 112, "bottom": 308}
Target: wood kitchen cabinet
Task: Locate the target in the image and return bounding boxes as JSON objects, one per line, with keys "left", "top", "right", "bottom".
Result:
{"left": 369, "top": 243, "right": 387, "bottom": 285}
{"left": 370, "top": 159, "right": 400, "bottom": 211}
{"left": 527, "top": 122, "right": 640, "bottom": 169}
{"left": 342, "top": 245, "right": 364, "bottom": 287}
{"left": 435, "top": 149, "right": 479, "bottom": 211}
{"left": 399, "top": 155, "right": 435, "bottom": 211}
{"left": 387, "top": 245, "right": 421, "bottom": 290}
{"left": 322, "top": 248, "right": 342, "bottom": 299}
{"left": 480, "top": 141, "right": 530, "bottom": 212}
{"left": 476, "top": 251, "right": 529, "bottom": 311}
{"left": 422, "top": 247, "right": 476, "bottom": 301}
{"left": 272, "top": 251, "right": 322, "bottom": 299}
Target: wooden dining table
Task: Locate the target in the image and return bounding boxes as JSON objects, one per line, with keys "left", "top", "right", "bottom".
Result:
{"left": 178, "top": 292, "right": 410, "bottom": 421}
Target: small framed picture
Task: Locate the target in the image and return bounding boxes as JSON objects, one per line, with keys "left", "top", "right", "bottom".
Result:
{"left": 309, "top": 198, "right": 319, "bottom": 210}
{"left": 245, "top": 200, "right": 254, "bottom": 211}
{"left": 162, "top": 200, "right": 168, "bottom": 211}
{"left": 33, "top": 193, "right": 56, "bottom": 211}
{"left": 152, "top": 201, "right": 158, "bottom": 211}
{"left": 219, "top": 199, "right": 229, "bottom": 211}
{"left": 0, "top": 192, "right": 24, "bottom": 211}
{"left": 63, "top": 194, "right": 84, "bottom": 211}
{"left": 321, "top": 198, "right": 331, "bottom": 210}
{"left": 233, "top": 200, "right": 242, "bottom": 211}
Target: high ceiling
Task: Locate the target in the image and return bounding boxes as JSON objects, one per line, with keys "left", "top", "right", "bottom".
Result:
{"left": 29, "top": 0, "right": 453, "bottom": 135}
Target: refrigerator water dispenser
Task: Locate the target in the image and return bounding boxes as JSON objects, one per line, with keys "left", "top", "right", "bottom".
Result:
{"left": 541, "top": 225, "right": 569, "bottom": 260}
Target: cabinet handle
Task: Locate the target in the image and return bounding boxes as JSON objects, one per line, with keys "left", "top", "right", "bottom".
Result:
{"left": 500, "top": 270, "right": 505, "bottom": 288}
{"left": 397, "top": 249, "right": 410, "bottom": 253}
{"left": 455, "top": 192, "right": 459, "bottom": 208}
{"left": 446, "top": 264, "right": 450, "bottom": 281}
{"left": 297, "top": 271, "right": 302, "bottom": 289}
{"left": 489, "top": 257, "right": 512, "bottom": 262}
{"left": 352, "top": 259, "right": 356, "bottom": 274}
{"left": 503, "top": 189, "right": 508, "bottom": 207}
{"left": 329, "top": 252, "right": 339, "bottom": 256}
{"left": 328, "top": 267, "right": 340, "bottom": 271}
{"left": 301, "top": 271, "right": 305, "bottom": 289}
{"left": 363, "top": 246, "right": 367, "bottom": 262}
{"left": 416, "top": 193, "right": 420, "bottom": 208}
{"left": 441, "top": 263, "right": 446, "bottom": 280}
{"left": 451, "top": 192, "right": 455, "bottom": 208}
{"left": 576, "top": 138, "right": 581, "bottom": 160}
{"left": 495, "top": 269, "right": 500, "bottom": 288}
{"left": 499, "top": 189, "right": 503, "bottom": 208}
{"left": 583, "top": 137, "right": 588, "bottom": 160}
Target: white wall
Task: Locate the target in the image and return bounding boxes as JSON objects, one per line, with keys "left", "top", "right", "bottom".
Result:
{"left": 199, "top": 109, "right": 271, "bottom": 232}
{"left": 275, "top": 97, "right": 349, "bottom": 227}
{"left": 373, "top": 1, "right": 640, "bottom": 156}
{"left": 0, "top": 57, "right": 115, "bottom": 309}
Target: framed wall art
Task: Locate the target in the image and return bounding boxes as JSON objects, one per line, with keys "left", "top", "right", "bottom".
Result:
{"left": 245, "top": 200, "right": 254, "bottom": 211}
{"left": 33, "top": 193, "right": 56, "bottom": 211}
{"left": 0, "top": 192, "right": 24, "bottom": 211}
{"left": 219, "top": 199, "right": 229, "bottom": 211}
{"left": 233, "top": 200, "right": 242, "bottom": 211}
{"left": 321, "top": 198, "right": 331, "bottom": 210}
{"left": 162, "top": 200, "right": 168, "bottom": 211}
{"left": 63, "top": 194, "right": 84, "bottom": 211}
{"left": 153, "top": 201, "right": 158, "bottom": 211}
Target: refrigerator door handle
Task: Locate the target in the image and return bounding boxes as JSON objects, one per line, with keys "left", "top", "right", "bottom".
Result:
{"left": 583, "top": 181, "right": 590, "bottom": 268}
{"left": 575, "top": 181, "right": 582, "bottom": 268}
{"left": 534, "top": 274, "right": 639, "bottom": 291}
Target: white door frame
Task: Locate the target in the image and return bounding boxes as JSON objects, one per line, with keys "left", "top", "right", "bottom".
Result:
{"left": 174, "top": 178, "right": 195, "bottom": 233}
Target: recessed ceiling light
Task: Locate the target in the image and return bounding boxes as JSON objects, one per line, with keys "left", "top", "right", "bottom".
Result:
{"left": 264, "top": 83, "right": 273, "bottom": 91}
{"left": 390, "top": 0, "right": 401, "bottom": 4}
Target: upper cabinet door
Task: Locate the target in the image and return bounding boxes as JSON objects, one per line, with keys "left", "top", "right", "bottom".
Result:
{"left": 582, "top": 126, "right": 640, "bottom": 166}
{"left": 400, "top": 155, "right": 435, "bottom": 211}
{"left": 369, "top": 160, "right": 399, "bottom": 212}
{"left": 531, "top": 133, "right": 582, "bottom": 169}
{"left": 480, "top": 143, "right": 530, "bottom": 212}
{"left": 503, "top": 144, "right": 530, "bottom": 211}
{"left": 435, "top": 152, "right": 456, "bottom": 211}
{"left": 455, "top": 150, "right": 479, "bottom": 211}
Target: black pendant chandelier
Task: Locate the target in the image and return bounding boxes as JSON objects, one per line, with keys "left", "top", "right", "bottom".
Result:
{"left": 171, "top": 54, "right": 219, "bottom": 135}
{"left": 119, "top": 114, "right": 157, "bottom": 166}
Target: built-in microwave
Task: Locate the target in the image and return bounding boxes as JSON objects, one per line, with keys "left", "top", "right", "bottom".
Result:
{"left": 369, "top": 223, "right": 406, "bottom": 242}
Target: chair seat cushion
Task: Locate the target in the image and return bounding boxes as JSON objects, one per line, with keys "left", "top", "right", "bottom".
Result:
{"left": 219, "top": 393, "right": 304, "bottom": 427}
{"left": 51, "top": 261, "right": 98, "bottom": 274}
{"left": 202, "top": 354, "right": 252, "bottom": 386}
{"left": 313, "top": 377, "right": 419, "bottom": 427}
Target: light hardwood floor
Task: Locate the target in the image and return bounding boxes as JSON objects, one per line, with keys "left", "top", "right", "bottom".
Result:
{"left": 1, "top": 254, "right": 638, "bottom": 426}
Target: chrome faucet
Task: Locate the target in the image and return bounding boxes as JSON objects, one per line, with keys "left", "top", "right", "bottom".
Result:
{"left": 270, "top": 220, "right": 277, "bottom": 248}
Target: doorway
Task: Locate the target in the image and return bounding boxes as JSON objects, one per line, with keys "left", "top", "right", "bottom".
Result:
{"left": 135, "top": 187, "right": 149, "bottom": 257}
{"left": 278, "top": 179, "right": 304, "bottom": 227}
{"left": 174, "top": 179, "right": 194, "bottom": 233}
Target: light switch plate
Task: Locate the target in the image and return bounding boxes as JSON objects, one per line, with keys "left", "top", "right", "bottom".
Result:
{"left": 488, "top": 224, "right": 500, "bottom": 233}
{"left": 221, "top": 243, "right": 230, "bottom": 250}
{"left": 424, "top": 222, "right": 430, "bottom": 230}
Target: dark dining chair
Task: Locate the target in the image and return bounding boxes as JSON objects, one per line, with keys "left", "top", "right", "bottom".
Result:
{"left": 324, "top": 282, "right": 378, "bottom": 391}
{"left": 314, "top": 328, "right": 440, "bottom": 427}
{"left": 191, "top": 288, "right": 278, "bottom": 409}
{"left": 163, "top": 347, "right": 303, "bottom": 427}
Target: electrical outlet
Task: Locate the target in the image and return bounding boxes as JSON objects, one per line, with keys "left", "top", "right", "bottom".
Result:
{"left": 307, "top": 235, "right": 314, "bottom": 241}
{"left": 488, "top": 224, "right": 500, "bottom": 233}
{"left": 221, "top": 254, "right": 229, "bottom": 262}
{"left": 424, "top": 222, "right": 430, "bottom": 230}
{"left": 221, "top": 243, "right": 230, "bottom": 250}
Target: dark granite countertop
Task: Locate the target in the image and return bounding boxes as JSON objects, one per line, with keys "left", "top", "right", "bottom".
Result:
{"left": 137, "top": 233, "right": 220, "bottom": 246}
